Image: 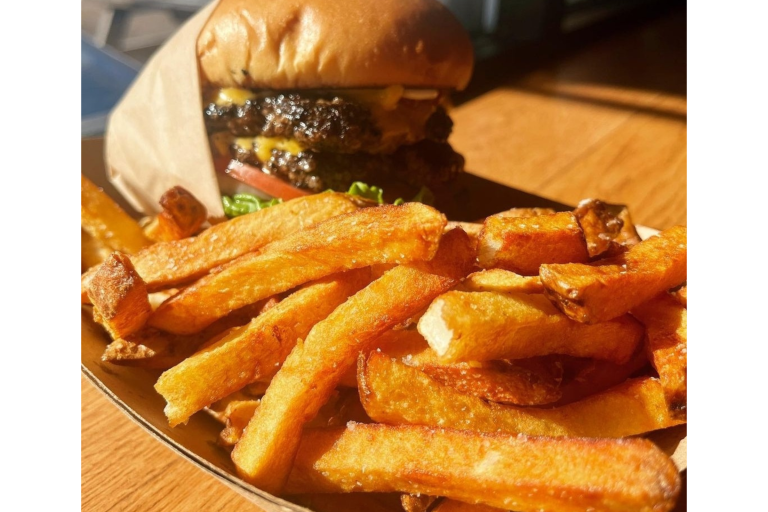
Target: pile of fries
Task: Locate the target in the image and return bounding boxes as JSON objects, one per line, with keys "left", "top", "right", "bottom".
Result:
{"left": 82, "top": 175, "right": 687, "bottom": 512}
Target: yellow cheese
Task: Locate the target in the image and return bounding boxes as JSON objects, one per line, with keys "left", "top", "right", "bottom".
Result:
{"left": 233, "top": 136, "right": 305, "bottom": 162}
{"left": 215, "top": 87, "right": 256, "bottom": 106}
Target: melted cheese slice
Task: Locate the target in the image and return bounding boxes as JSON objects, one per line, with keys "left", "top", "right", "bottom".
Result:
{"left": 235, "top": 136, "right": 304, "bottom": 162}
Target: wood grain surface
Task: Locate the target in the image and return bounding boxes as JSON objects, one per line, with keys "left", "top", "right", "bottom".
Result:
{"left": 82, "top": 9, "right": 687, "bottom": 512}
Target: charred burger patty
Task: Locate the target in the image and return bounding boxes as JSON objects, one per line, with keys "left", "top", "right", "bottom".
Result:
{"left": 204, "top": 88, "right": 464, "bottom": 193}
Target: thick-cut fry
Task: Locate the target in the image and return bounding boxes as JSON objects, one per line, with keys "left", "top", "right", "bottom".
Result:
{"left": 432, "top": 500, "right": 503, "bottom": 512}
{"left": 87, "top": 253, "right": 152, "bottom": 339}
{"left": 289, "top": 493, "right": 404, "bottom": 512}
{"left": 418, "top": 291, "right": 643, "bottom": 364}
{"left": 156, "top": 270, "right": 370, "bottom": 426}
{"left": 231, "top": 229, "right": 474, "bottom": 494}
{"left": 401, "top": 494, "right": 438, "bottom": 512}
{"left": 150, "top": 203, "right": 446, "bottom": 334}
{"left": 81, "top": 230, "right": 111, "bottom": 271}
{"left": 540, "top": 225, "right": 687, "bottom": 323}
{"left": 82, "top": 192, "right": 363, "bottom": 301}
{"left": 81, "top": 175, "right": 151, "bottom": 254}
{"left": 632, "top": 294, "right": 687, "bottom": 420}
{"left": 102, "top": 297, "right": 277, "bottom": 369}
{"left": 284, "top": 424, "right": 681, "bottom": 512}
{"left": 573, "top": 199, "right": 641, "bottom": 258}
{"left": 359, "top": 353, "right": 683, "bottom": 438}
{"left": 463, "top": 269, "right": 543, "bottom": 294}
{"left": 477, "top": 213, "right": 589, "bottom": 275}
{"left": 554, "top": 349, "right": 649, "bottom": 406}
{"left": 143, "top": 186, "right": 207, "bottom": 242}
{"left": 670, "top": 284, "right": 687, "bottom": 308}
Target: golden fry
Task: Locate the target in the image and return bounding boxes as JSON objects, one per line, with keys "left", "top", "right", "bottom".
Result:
{"left": 477, "top": 213, "right": 589, "bottom": 275}
{"left": 231, "top": 229, "right": 474, "bottom": 494}
{"left": 87, "top": 253, "right": 152, "bottom": 339}
{"left": 81, "top": 175, "right": 150, "bottom": 254}
{"left": 573, "top": 199, "right": 641, "bottom": 258}
{"left": 463, "top": 269, "right": 543, "bottom": 294}
{"left": 150, "top": 203, "right": 446, "bottom": 334}
{"left": 284, "top": 424, "right": 681, "bottom": 512}
{"left": 418, "top": 291, "right": 643, "bottom": 363}
{"left": 358, "top": 352, "right": 683, "bottom": 438}
{"left": 632, "top": 294, "right": 687, "bottom": 420}
{"left": 143, "top": 186, "right": 207, "bottom": 242}
{"left": 156, "top": 270, "right": 370, "bottom": 426}
{"left": 540, "top": 225, "right": 687, "bottom": 323}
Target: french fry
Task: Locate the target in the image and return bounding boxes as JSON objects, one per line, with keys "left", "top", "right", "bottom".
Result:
{"left": 632, "top": 294, "right": 688, "bottom": 420}
{"left": 358, "top": 352, "right": 683, "bottom": 438}
{"left": 432, "top": 500, "right": 503, "bottom": 512}
{"left": 87, "top": 253, "right": 152, "bottom": 339}
{"left": 418, "top": 291, "right": 643, "bottom": 364}
{"left": 156, "top": 269, "right": 370, "bottom": 426}
{"left": 289, "top": 493, "right": 404, "bottom": 512}
{"left": 540, "top": 225, "right": 687, "bottom": 323}
{"left": 231, "top": 229, "right": 474, "bottom": 494}
{"left": 102, "top": 297, "right": 278, "bottom": 369}
{"left": 284, "top": 424, "right": 681, "bottom": 512}
{"left": 81, "top": 175, "right": 151, "bottom": 254}
{"left": 143, "top": 186, "right": 207, "bottom": 242}
{"left": 81, "top": 230, "right": 111, "bottom": 271}
{"left": 401, "top": 494, "right": 438, "bottom": 512}
{"left": 81, "top": 192, "right": 363, "bottom": 302}
{"left": 150, "top": 203, "right": 447, "bottom": 334}
{"left": 573, "top": 199, "right": 641, "bottom": 258}
{"left": 477, "top": 213, "right": 589, "bottom": 275}
{"left": 554, "top": 349, "right": 649, "bottom": 406}
{"left": 670, "top": 283, "right": 687, "bottom": 308}
{"left": 463, "top": 269, "right": 543, "bottom": 294}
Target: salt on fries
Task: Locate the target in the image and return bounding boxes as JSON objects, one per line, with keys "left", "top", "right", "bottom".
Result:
{"left": 82, "top": 180, "right": 687, "bottom": 512}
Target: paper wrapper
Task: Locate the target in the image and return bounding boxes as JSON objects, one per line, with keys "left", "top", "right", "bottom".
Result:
{"left": 105, "top": 1, "right": 224, "bottom": 218}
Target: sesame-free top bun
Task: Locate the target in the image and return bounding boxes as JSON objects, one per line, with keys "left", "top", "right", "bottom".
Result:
{"left": 197, "top": 0, "right": 474, "bottom": 90}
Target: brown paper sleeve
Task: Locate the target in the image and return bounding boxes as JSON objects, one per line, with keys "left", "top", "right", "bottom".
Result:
{"left": 105, "top": 1, "right": 224, "bottom": 217}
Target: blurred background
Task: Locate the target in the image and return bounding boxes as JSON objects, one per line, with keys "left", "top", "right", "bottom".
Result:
{"left": 82, "top": 0, "right": 686, "bottom": 135}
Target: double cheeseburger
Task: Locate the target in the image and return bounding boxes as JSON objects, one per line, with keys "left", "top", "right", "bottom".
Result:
{"left": 197, "top": 0, "right": 474, "bottom": 203}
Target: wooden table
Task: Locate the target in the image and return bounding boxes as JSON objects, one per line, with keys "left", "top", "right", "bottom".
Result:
{"left": 82, "top": 9, "right": 687, "bottom": 512}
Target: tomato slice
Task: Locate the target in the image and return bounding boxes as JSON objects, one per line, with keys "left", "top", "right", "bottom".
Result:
{"left": 215, "top": 158, "right": 311, "bottom": 200}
